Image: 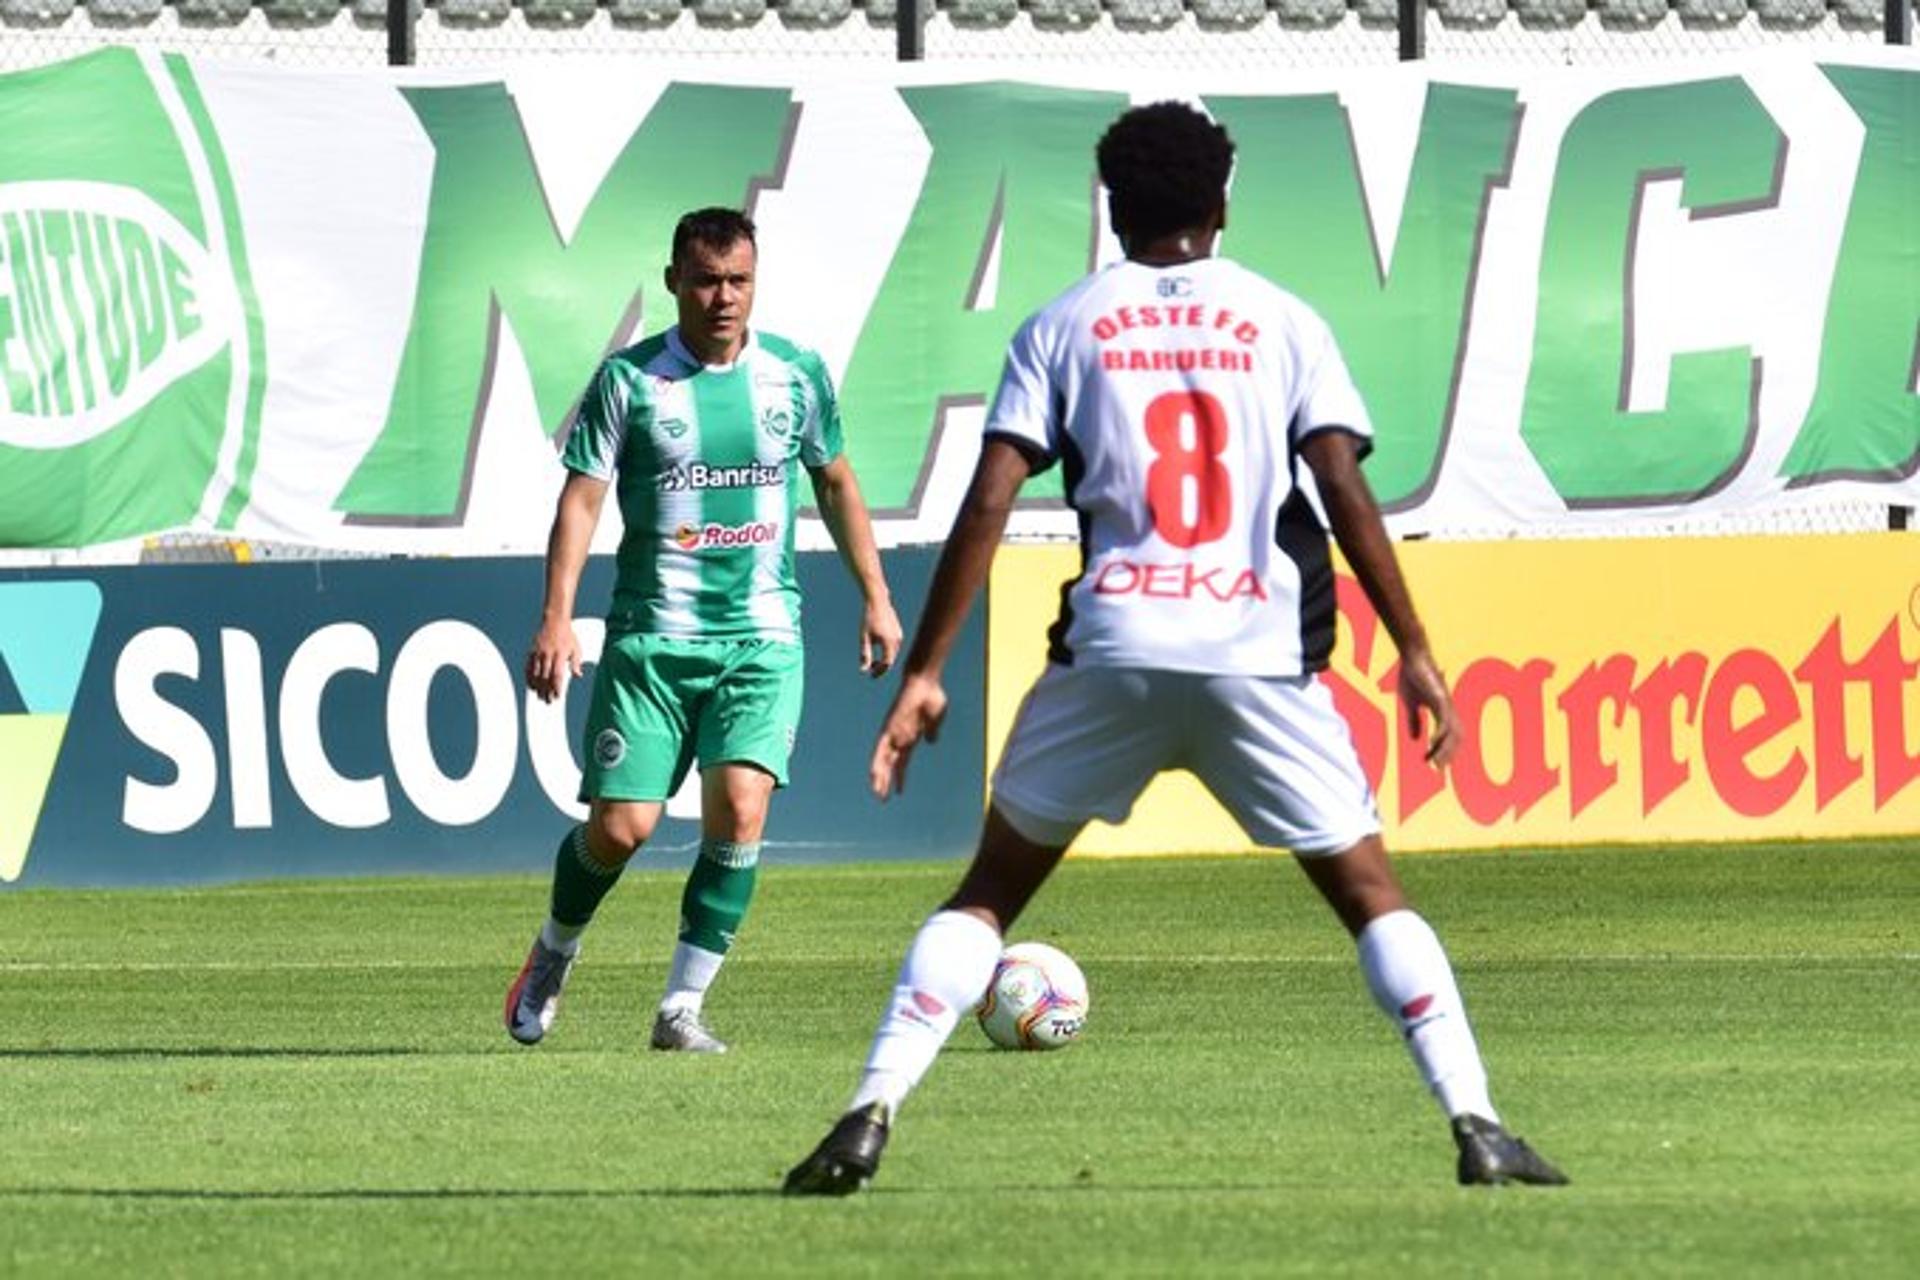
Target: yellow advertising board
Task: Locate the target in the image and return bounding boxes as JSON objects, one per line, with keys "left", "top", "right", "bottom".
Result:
{"left": 987, "top": 535, "right": 1920, "bottom": 852}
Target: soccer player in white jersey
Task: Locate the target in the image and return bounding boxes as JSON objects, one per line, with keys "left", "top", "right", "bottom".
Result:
{"left": 506, "top": 208, "right": 902, "bottom": 1054}
{"left": 785, "top": 104, "right": 1565, "bottom": 1191}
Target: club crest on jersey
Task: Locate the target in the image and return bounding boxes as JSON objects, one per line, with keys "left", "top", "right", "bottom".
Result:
{"left": 758, "top": 405, "right": 793, "bottom": 441}
{"left": 1157, "top": 276, "right": 1193, "bottom": 297}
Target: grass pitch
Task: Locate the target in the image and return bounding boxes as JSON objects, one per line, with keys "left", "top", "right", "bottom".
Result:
{"left": 1, "top": 840, "right": 1914, "bottom": 1278}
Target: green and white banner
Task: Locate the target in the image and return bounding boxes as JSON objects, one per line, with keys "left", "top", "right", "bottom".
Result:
{"left": 0, "top": 47, "right": 1914, "bottom": 553}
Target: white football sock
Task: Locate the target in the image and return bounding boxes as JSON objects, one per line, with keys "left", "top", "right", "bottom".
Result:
{"left": 540, "top": 917, "right": 586, "bottom": 956}
{"left": 660, "top": 942, "right": 726, "bottom": 1015}
{"left": 848, "top": 910, "right": 1003, "bottom": 1119}
{"left": 1356, "top": 909, "right": 1498, "bottom": 1124}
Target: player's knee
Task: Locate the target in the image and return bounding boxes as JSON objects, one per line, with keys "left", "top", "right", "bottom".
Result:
{"left": 589, "top": 808, "right": 657, "bottom": 863}
{"left": 714, "top": 801, "right": 769, "bottom": 844}
{"left": 704, "top": 767, "right": 775, "bottom": 841}
{"left": 1297, "top": 834, "right": 1408, "bottom": 936}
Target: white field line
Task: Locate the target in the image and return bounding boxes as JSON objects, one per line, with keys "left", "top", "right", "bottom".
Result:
{"left": 0, "top": 953, "right": 1914, "bottom": 974}
{"left": 0, "top": 864, "right": 960, "bottom": 902}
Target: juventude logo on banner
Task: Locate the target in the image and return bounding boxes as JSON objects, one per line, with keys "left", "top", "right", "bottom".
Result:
{"left": 0, "top": 182, "right": 238, "bottom": 448}
{"left": 0, "top": 48, "right": 260, "bottom": 548}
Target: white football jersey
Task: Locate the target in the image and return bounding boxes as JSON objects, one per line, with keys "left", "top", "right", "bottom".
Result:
{"left": 984, "top": 256, "right": 1373, "bottom": 676}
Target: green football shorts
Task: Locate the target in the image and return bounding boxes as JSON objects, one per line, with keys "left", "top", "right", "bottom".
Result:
{"left": 578, "top": 634, "right": 805, "bottom": 802}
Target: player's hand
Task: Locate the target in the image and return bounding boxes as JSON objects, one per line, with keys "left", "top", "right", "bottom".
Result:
{"left": 870, "top": 673, "right": 947, "bottom": 800}
{"left": 1398, "top": 647, "right": 1459, "bottom": 767}
{"left": 525, "top": 620, "right": 583, "bottom": 704}
{"left": 860, "top": 598, "right": 904, "bottom": 678}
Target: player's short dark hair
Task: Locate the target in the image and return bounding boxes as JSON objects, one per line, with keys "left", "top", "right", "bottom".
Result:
{"left": 671, "top": 207, "right": 756, "bottom": 268}
{"left": 1095, "top": 102, "right": 1235, "bottom": 246}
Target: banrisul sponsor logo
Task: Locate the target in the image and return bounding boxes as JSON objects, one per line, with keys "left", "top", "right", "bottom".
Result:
{"left": 0, "top": 581, "right": 103, "bottom": 883}
{"left": 0, "top": 49, "right": 261, "bottom": 549}
{"left": 659, "top": 460, "right": 786, "bottom": 492}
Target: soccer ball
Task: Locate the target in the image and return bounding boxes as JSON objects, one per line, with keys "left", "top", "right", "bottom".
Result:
{"left": 976, "top": 942, "right": 1089, "bottom": 1051}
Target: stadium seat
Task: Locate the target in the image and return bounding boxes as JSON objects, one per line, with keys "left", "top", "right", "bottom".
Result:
{"left": 177, "top": 0, "right": 254, "bottom": 26}
{"left": 1029, "top": 0, "right": 1103, "bottom": 30}
{"left": 436, "top": 0, "right": 512, "bottom": 26}
{"left": 0, "top": 0, "right": 73, "bottom": 26}
{"left": 1432, "top": 0, "right": 1507, "bottom": 28}
{"left": 609, "top": 0, "right": 683, "bottom": 27}
{"left": 521, "top": 0, "right": 596, "bottom": 26}
{"left": 777, "top": 0, "right": 852, "bottom": 29}
{"left": 261, "top": 0, "right": 344, "bottom": 27}
{"left": 691, "top": 0, "right": 767, "bottom": 25}
{"left": 946, "top": 0, "right": 1019, "bottom": 28}
{"left": 1595, "top": 0, "right": 1666, "bottom": 29}
{"left": 1109, "top": 0, "right": 1183, "bottom": 29}
{"left": 1275, "top": 0, "right": 1346, "bottom": 32}
{"left": 86, "top": 0, "right": 163, "bottom": 26}
{"left": 1353, "top": 0, "right": 1397, "bottom": 29}
{"left": 1829, "top": 0, "right": 1882, "bottom": 29}
{"left": 1192, "top": 0, "right": 1268, "bottom": 32}
{"left": 1752, "top": 0, "right": 1824, "bottom": 28}
{"left": 1514, "top": 0, "right": 1587, "bottom": 29}
{"left": 1674, "top": 0, "right": 1746, "bottom": 27}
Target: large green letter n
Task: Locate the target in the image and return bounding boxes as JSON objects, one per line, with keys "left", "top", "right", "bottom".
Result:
{"left": 339, "top": 82, "right": 792, "bottom": 523}
{"left": 1210, "top": 84, "right": 1520, "bottom": 511}
{"left": 840, "top": 84, "right": 1123, "bottom": 512}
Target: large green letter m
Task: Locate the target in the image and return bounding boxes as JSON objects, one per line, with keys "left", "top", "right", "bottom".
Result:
{"left": 339, "top": 82, "right": 793, "bottom": 523}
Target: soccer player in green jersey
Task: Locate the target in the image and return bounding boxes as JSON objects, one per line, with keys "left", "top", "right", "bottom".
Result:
{"left": 506, "top": 207, "right": 903, "bottom": 1053}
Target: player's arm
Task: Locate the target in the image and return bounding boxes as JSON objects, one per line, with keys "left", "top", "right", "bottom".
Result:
{"left": 1301, "top": 429, "right": 1459, "bottom": 766}
{"left": 808, "top": 455, "right": 903, "bottom": 676}
{"left": 870, "top": 438, "right": 1034, "bottom": 798}
{"left": 526, "top": 470, "right": 608, "bottom": 705}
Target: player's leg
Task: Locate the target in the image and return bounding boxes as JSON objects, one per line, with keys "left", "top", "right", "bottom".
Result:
{"left": 785, "top": 666, "right": 1170, "bottom": 1195}
{"left": 1193, "top": 674, "right": 1566, "bottom": 1185}
{"left": 783, "top": 806, "right": 1069, "bottom": 1196}
{"left": 1295, "top": 837, "right": 1565, "bottom": 1184}
{"left": 652, "top": 640, "right": 802, "bottom": 1052}
{"left": 507, "top": 634, "right": 687, "bottom": 1045}
{"left": 650, "top": 762, "right": 776, "bottom": 1054}
{"left": 849, "top": 806, "right": 1071, "bottom": 1108}
{"left": 507, "top": 798, "right": 664, "bottom": 1045}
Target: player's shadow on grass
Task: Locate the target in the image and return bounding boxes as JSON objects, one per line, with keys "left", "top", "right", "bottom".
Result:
{"left": 0, "top": 1047, "right": 426, "bottom": 1059}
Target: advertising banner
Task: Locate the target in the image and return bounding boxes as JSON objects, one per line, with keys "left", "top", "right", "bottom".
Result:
{"left": 989, "top": 535, "right": 1920, "bottom": 852}
{"left": 0, "top": 549, "right": 985, "bottom": 886}
{"left": 0, "top": 48, "right": 1913, "bottom": 556}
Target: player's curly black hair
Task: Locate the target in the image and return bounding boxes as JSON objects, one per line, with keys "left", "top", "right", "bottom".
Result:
{"left": 672, "top": 207, "right": 756, "bottom": 267}
{"left": 1095, "top": 102, "right": 1235, "bottom": 248}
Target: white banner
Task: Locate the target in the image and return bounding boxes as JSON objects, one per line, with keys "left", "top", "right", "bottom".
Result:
{"left": 0, "top": 47, "right": 1913, "bottom": 555}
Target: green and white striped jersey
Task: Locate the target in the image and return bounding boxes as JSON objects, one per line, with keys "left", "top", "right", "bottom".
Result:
{"left": 562, "top": 327, "right": 843, "bottom": 641}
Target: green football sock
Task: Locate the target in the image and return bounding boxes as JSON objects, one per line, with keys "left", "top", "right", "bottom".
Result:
{"left": 550, "top": 824, "right": 624, "bottom": 928}
{"left": 678, "top": 839, "right": 761, "bottom": 954}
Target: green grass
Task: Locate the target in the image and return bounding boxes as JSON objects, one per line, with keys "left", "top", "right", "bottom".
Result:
{"left": 1, "top": 840, "right": 1915, "bottom": 1278}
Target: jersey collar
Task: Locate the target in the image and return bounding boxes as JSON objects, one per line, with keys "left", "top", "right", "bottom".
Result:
{"left": 666, "top": 325, "right": 755, "bottom": 373}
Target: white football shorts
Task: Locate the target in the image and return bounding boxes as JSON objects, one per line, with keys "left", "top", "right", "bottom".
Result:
{"left": 989, "top": 663, "right": 1381, "bottom": 856}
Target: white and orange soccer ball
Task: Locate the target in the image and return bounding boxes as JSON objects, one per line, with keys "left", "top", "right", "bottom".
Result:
{"left": 976, "top": 942, "right": 1089, "bottom": 1051}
